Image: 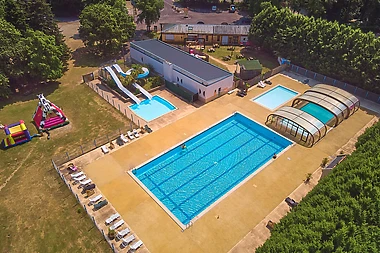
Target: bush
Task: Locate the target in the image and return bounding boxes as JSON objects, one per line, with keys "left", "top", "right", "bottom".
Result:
{"left": 250, "top": 3, "right": 380, "bottom": 93}
{"left": 256, "top": 121, "right": 380, "bottom": 252}
{"left": 149, "top": 76, "right": 164, "bottom": 88}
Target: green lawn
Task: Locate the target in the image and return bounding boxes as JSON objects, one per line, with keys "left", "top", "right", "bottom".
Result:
{"left": 0, "top": 81, "right": 128, "bottom": 252}
{"left": 0, "top": 19, "right": 133, "bottom": 250}
{"left": 208, "top": 58, "right": 229, "bottom": 71}
{"left": 205, "top": 45, "right": 278, "bottom": 73}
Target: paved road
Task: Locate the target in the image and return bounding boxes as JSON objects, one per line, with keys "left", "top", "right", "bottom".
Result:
{"left": 135, "top": 0, "right": 249, "bottom": 30}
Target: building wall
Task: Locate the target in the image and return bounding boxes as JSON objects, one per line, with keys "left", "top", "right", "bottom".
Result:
{"left": 131, "top": 44, "right": 234, "bottom": 103}
{"left": 130, "top": 47, "right": 164, "bottom": 75}
{"left": 162, "top": 33, "right": 248, "bottom": 45}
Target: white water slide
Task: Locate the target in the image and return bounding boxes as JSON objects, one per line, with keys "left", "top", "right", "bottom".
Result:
{"left": 112, "top": 64, "right": 153, "bottom": 100}
{"left": 104, "top": 66, "right": 141, "bottom": 104}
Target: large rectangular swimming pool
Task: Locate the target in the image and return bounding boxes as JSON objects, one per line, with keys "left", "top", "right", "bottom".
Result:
{"left": 252, "top": 85, "right": 298, "bottom": 110}
{"left": 132, "top": 113, "right": 292, "bottom": 227}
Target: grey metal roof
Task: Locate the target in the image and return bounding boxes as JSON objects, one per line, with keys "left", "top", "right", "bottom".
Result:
{"left": 131, "top": 39, "right": 231, "bottom": 83}
{"left": 271, "top": 106, "right": 327, "bottom": 137}
{"left": 293, "top": 92, "right": 346, "bottom": 121}
{"left": 161, "top": 24, "right": 250, "bottom": 35}
{"left": 306, "top": 84, "right": 360, "bottom": 116}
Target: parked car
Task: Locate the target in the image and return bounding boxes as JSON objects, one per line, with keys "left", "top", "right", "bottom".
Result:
{"left": 211, "top": 6, "right": 217, "bottom": 12}
{"left": 285, "top": 197, "right": 299, "bottom": 208}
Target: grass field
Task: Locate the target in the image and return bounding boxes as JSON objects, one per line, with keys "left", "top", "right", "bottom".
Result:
{"left": 0, "top": 20, "right": 129, "bottom": 252}
{"left": 208, "top": 58, "right": 229, "bottom": 71}
{"left": 205, "top": 46, "right": 278, "bottom": 74}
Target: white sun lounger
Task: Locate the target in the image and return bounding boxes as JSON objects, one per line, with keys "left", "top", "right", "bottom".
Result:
{"left": 74, "top": 175, "right": 86, "bottom": 181}
{"left": 79, "top": 179, "right": 92, "bottom": 187}
{"left": 105, "top": 213, "right": 120, "bottom": 225}
{"left": 130, "top": 240, "right": 143, "bottom": 251}
{"left": 116, "top": 228, "right": 130, "bottom": 240}
{"left": 89, "top": 194, "right": 102, "bottom": 205}
{"left": 121, "top": 234, "right": 135, "bottom": 247}
{"left": 110, "top": 219, "right": 124, "bottom": 230}
{"left": 70, "top": 171, "right": 84, "bottom": 178}
{"left": 258, "top": 81, "right": 266, "bottom": 88}
{"left": 133, "top": 129, "right": 140, "bottom": 138}
{"left": 101, "top": 145, "right": 109, "bottom": 154}
{"left": 127, "top": 131, "right": 135, "bottom": 140}
{"left": 120, "top": 134, "right": 129, "bottom": 143}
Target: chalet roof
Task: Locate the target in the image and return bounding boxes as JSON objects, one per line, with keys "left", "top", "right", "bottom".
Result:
{"left": 162, "top": 24, "right": 250, "bottom": 35}
{"left": 237, "top": 59, "right": 262, "bottom": 70}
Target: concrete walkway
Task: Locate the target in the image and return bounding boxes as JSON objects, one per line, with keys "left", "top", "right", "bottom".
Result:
{"left": 228, "top": 116, "right": 378, "bottom": 253}
{"left": 228, "top": 168, "right": 322, "bottom": 253}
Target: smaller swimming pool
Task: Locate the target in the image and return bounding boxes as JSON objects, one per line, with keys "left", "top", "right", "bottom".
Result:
{"left": 252, "top": 85, "right": 298, "bottom": 110}
{"left": 300, "top": 103, "right": 334, "bottom": 124}
{"left": 130, "top": 95, "right": 176, "bottom": 121}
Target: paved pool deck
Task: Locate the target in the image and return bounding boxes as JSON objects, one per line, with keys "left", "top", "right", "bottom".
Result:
{"left": 83, "top": 74, "right": 375, "bottom": 253}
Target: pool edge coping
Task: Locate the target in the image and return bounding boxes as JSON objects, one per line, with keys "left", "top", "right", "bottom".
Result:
{"left": 129, "top": 95, "right": 179, "bottom": 123}
{"left": 251, "top": 84, "right": 300, "bottom": 112}
{"left": 128, "top": 111, "right": 295, "bottom": 230}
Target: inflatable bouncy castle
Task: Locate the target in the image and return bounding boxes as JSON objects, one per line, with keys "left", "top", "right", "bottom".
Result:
{"left": 32, "top": 94, "right": 69, "bottom": 131}
{"left": 1, "top": 120, "right": 32, "bottom": 148}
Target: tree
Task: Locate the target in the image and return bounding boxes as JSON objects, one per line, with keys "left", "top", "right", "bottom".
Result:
{"left": 79, "top": 3, "right": 135, "bottom": 55}
{"left": 4, "top": 0, "right": 70, "bottom": 71}
{"left": 22, "top": 29, "right": 65, "bottom": 82}
{"left": 82, "top": 0, "right": 125, "bottom": 8}
{"left": 248, "top": 0, "right": 280, "bottom": 16}
{"left": 50, "top": 0, "right": 83, "bottom": 16}
{"left": 135, "top": 0, "right": 164, "bottom": 31}
{"left": 249, "top": 3, "right": 380, "bottom": 94}
{"left": 256, "top": 121, "right": 380, "bottom": 252}
{"left": 0, "top": 74, "right": 10, "bottom": 98}
{"left": 0, "top": 19, "right": 26, "bottom": 88}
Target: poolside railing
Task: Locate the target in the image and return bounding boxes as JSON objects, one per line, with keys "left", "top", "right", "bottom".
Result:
{"left": 289, "top": 64, "right": 380, "bottom": 104}
{"left": 51, "top": 159, "right": 118, "bottom": 252}
{"left": 51, "top": 125, "right": 135, "bottom": 166}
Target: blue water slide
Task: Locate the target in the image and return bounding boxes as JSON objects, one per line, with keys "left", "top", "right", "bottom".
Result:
{"left": 104, "top": 66, "right": 141, "bottom": 104}
{"left": 112, "top": 64, "right": 152, "bottom": 99}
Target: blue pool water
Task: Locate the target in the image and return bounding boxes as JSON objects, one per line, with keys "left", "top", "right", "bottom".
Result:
{"left": 130, "top": 96, "right": 176, "bottom": 121}
{"left": 300, "top": 103, "right": 334, "bottom": 124}
{"left": 133, "top": 113, "right": 292, "bottom": 225}
{"left": 252, "top": 85, "right": 298, "bottom": 110}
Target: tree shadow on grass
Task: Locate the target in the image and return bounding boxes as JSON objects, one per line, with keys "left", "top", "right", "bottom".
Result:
{"left": 240, "top": 48, "right": 278, "bottom": 69}
{"left": 72, "top": 47, "right": 119, "bottom": 67}
{"left": 0, "top": 81, "right": 60, "bottom": 110}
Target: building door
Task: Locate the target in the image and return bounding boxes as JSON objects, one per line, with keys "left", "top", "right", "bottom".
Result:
{"left": 222, "top": 36, "right": 228, "bottom": 45}
{"left": 218, "top": 87, "right": 221, "bottom": 96}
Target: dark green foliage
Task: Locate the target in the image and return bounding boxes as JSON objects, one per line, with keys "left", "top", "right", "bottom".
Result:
{"left": 0, "top": 0, "right": 70, "bottom": 98}
{"left": 248, "top": 0, "right": 280, "bottom": 15}
{"left": 135, "top": 0, "right": 164, "bottom": 30}
{"left": 249, "top": 3, "right": 380, "bottom": 93}
{"left": 50, "top": 0, "right": 83, "bottom": 16}
{"left": 23, "top": 29, "right": 64, "bottom": 82}
{"left": 257, "top": 121, "right": 380, "bottom": 252}
{"left": 289, "top": 0, "right": 380, "bottom": 27}
{"left": 79, "top": 3, "right": 135, "bottom": 55}
{"left": 0, "top": 19, "right": 25, "bottom": 82}
{"left": 82, "top": 0, "right": 126, "bottom": 8}
{"left": 0, "top": 74, "right": 11, "bottom": 98}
